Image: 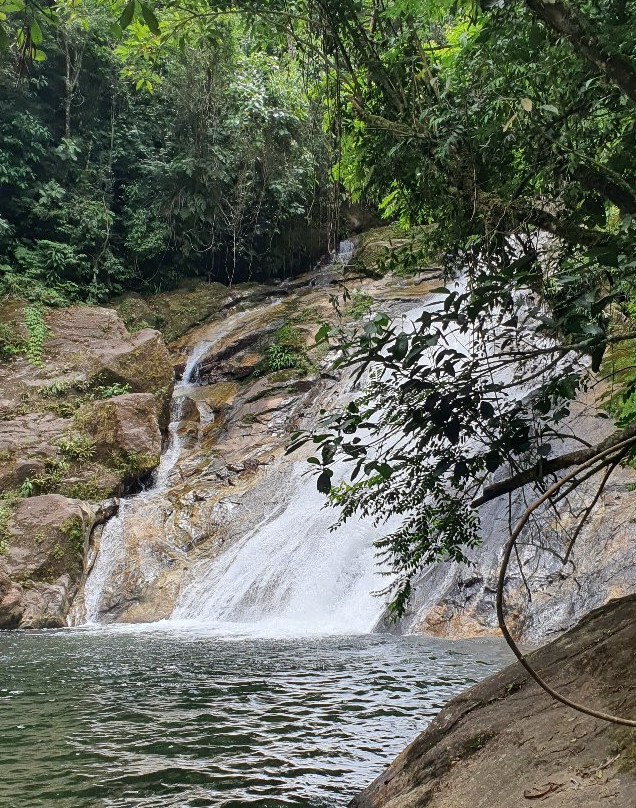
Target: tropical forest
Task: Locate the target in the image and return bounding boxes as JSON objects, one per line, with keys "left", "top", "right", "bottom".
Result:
{"left": 0, "top": 1, "right": 635, "bottom": 806}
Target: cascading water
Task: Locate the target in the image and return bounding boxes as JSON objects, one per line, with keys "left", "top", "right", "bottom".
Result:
{"left": 76, "top": 335, "right": 223, "bottom": 624}
{"left": 153, "top": 339, "right": 215, "bottom": 490}
{"left": 82, "top": 501, "right": 127, "bottom": 623}
{"left": 171, "top": 459, "right": 395, "bottom": 635}
{"left": 169, "top": 241, "right": 404, "bottom": 636}
{"left": 174, "top": 278, "right": 567, "bottom": 638}
{"left": 76, "top": 242, "right": 387, "bottom": 633}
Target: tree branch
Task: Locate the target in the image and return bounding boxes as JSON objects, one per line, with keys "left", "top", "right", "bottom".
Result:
{"left": 471, "top": 422, "right": 636, "bottom": 508}
{"left": 524, "top": 0, "right": 636, "bottom": 104}
{"left": 496, "top": 437, "right": 636, "bottom": 726}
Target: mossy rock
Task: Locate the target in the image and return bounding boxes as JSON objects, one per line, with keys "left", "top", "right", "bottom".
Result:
{"left": 113, "top": 280, "right": 230, "bottom": 343}
{"left": 353, "top": 224, "right": 440, "bottom": 277}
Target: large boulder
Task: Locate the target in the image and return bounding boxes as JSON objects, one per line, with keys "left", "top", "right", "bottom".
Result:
{"left": 0, "top": 412, "right": 68, "bottom": 490}
{"left": 44, "top": 308, "right": 174, "bottom": 426}
{"left": 350, "top": 595, "right": 636, "bottom": 808}
{"left": 0, "top": 495, "right": 99, "bottom": 629}
{"left": 75, "top": 393, "right": 162, "bottom": 482}
{"left": 0, "top": 305, "right": 173, "bottom": 501}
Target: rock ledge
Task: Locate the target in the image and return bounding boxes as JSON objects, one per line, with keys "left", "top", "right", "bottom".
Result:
{"left": 351, "top": 595, "right": 636, "bottom": 808}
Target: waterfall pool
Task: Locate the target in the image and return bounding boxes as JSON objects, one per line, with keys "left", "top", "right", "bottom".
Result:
{"left": 0, "top": 627, "right": 511, "bottom": 807}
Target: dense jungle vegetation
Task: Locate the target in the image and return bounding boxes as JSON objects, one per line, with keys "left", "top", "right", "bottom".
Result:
{"left": 2, "top": 1, "right": 636, "bottom": 697}
{"left": 0, "top": 0, "right": 334, "bottom": 304}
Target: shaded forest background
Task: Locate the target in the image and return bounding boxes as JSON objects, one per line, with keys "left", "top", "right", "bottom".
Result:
{"left": 0, "top": 1, "right": 336, "bottom": 304}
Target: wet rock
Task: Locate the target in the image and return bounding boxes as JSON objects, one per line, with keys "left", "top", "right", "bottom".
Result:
{"left": 351, "top": 595, "right": 636, "bottom": 808}
{"left": 393, "top": 428, "right": 636, "bottom": 643}
{"left": 112, "top": 278, "right": 284, "bottom": 343}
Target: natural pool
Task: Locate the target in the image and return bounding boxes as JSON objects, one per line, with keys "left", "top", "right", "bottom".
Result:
{"left": 0, "top": 627, "right": 511, "bottom": 808}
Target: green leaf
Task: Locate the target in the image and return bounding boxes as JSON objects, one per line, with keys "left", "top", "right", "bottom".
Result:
{"left": 29, "top": 19, "right": 42, "bottom": 45}
{"left": 119, "top": 0, "right": 136, "bottom": 30}
{"left": 140, "top": 3, "right": 160, "bottom": 35}
{"left": 0, "top": 24, "right": 8, "bottom": 51}
{"left": 391, "top": 333, "right": 409, "bottom": 360}
{"left": 317, "top": 469, "right": 333, "bottom": 494}
{"left": 378, "top": 462, "right": 393, "bottom": 479}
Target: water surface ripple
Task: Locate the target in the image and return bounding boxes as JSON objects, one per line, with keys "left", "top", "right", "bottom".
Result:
{"left": 0, "top": 628, "right": 510, "bottom": 808}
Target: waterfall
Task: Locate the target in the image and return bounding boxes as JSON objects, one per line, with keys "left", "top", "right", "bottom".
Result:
{"left": 75, "top": 338, "right": 217, "bottom": 624}
{"left": 171, "top": 460, "right": 394, "bottom": 636}
{"left": 82, "top": 501, "right": 127, "bottom": 623}
{"left": 171, "top": 279, "right": 565, "bottom": 638}
{"left": 153, "top": 339, "right": 214, "bottom": 490}
{"left": 336, "top": 238, "right": 355, "bottom": 264}
{"left": 75, "top": 241, "right": 422, "bottom": 635}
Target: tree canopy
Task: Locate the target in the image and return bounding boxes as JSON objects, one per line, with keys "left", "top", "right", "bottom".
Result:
{"left": 2, "top": 2, "right": 636, "bottom": 673}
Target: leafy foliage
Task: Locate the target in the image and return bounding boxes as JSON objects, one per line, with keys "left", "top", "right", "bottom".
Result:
{"left": 0, "top": 0, "right": 332, "bottom": 304}
{"left": 22, "top": 304, "right": 48, "bottom": 364}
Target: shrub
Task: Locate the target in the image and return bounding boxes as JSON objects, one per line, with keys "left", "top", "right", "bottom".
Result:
{"left": 22, "top": 305, "right": 49, "bottom": 365}
{"left": 57, "top": 434, "right": 96, "bottom": 462}
{"left": 267, "top": 343, "right": 300, "bottom": 371}
{"left": 0, "top": 321, "right": 24, "bottom": 359}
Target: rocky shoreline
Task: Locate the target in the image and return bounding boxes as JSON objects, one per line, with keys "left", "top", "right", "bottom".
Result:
{"left": 351, "top": 595, "right": 636, "bottom": 808}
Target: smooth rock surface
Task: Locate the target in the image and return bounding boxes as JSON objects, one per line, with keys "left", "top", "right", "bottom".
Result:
{"left": 351, "top": 595, "right": 636, "bottom": 808}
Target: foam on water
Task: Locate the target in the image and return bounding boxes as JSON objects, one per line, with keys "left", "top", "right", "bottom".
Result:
{"left": 171, "top": 459, "right": 394, "bottom": 635}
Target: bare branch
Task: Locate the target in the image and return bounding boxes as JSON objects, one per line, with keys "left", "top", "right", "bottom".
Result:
{"left": 471, "top": 423, "right": 636, "bottom": 508}
{"left": 496, "top": 435, "right": 636, "bottom": 727}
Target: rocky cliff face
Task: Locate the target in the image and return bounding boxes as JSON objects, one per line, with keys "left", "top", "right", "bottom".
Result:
{"left": 2, "top": 239, "right": 635, "bottom": 637}
{"left": 351, "top": 594, "right": 636, "bottom": 808}
{"left": 0, "top": 304, "right": 173, "bottom": 628}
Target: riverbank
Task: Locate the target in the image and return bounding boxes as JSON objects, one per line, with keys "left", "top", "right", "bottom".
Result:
{"left": 351, "top": 595, "right": 636, "bottom": 808}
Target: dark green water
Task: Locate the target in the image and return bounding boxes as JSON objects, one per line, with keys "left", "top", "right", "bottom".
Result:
{"left": 0, "top": 626, "right": 511, "bottom": 808}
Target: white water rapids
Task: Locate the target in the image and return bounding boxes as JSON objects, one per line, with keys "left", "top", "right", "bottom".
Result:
{"left": 77, "top": 241, "right": 397, "bottom": 636}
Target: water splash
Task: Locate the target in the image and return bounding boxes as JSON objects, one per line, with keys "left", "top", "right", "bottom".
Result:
{"left": 172, "top": 461, "right": 395, "bottom": 635}
{"left": 82, "top": 502, "right": 127, "bottom": 624}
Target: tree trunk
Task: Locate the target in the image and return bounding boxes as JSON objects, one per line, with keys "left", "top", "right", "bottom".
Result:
{"left": 524, "top": 0, "right": 636, "bottom": 104}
